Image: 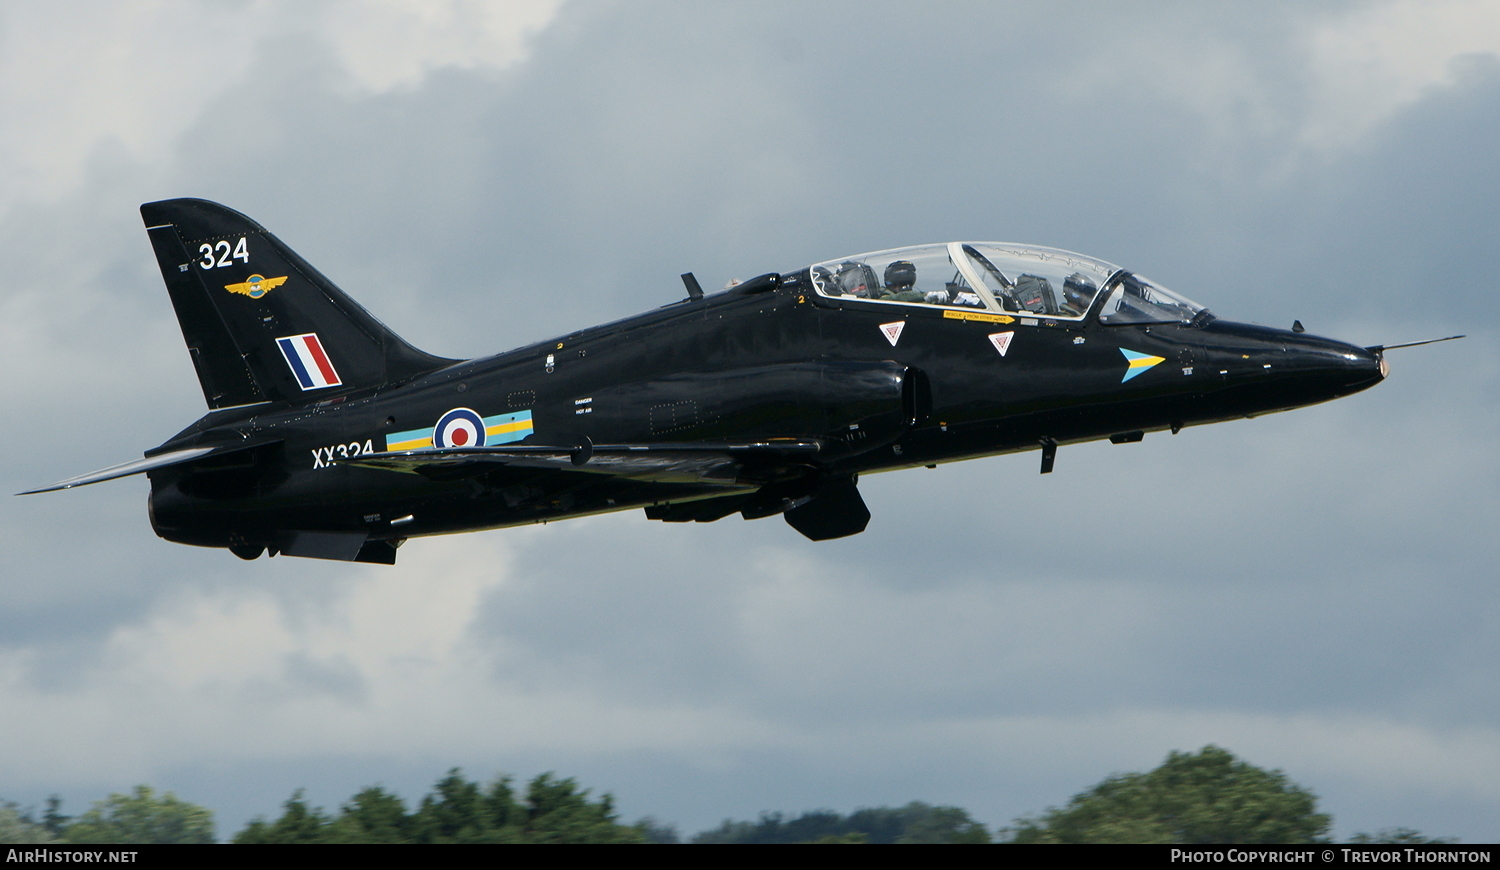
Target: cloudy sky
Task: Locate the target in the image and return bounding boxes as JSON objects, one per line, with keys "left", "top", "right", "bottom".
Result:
{"left": 1, "top": 0, "right": 1497, "bottom": 842}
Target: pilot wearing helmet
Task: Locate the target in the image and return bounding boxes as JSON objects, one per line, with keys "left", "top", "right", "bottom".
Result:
{"left": 835, "top": 262, "right": 874, "bottom": 298}
{"left": 879, "top": 260, "right": 927, "bottom": 303}
{"left": 1062, "top": 272, "right": 1099, "bottom": 316}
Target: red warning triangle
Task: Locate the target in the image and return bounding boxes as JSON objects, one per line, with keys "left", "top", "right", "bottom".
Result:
{"left": 880, "top": 321, "right": 905, "bottom": 346}
{"left": 988, "top": 331, "right": 1014, "bottom": 356}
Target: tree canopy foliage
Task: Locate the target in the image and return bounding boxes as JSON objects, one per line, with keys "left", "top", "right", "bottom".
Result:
{"left": 1349, "top": 828, "right": 1458, "bottom": 845}
{"left": 693, "top": 801, "right": 991, "bottom": 844}
{"left": 2, "top": 749, "right": 1454, "bottom": 844}
{"left": 1002, "top": 745, "right": 1331, "bottom": 844}
{"left": 233, "top": 769, "right": 643, "bottom": 844}
{"left": 54, "top": 786, "right": 214, "bottom": 844}
{"left": 0, "top": 803, "right": 55, "bottom": 845}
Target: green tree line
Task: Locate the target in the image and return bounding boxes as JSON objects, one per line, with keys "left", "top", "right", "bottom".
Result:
{"left": 234, "top": 770, "right": 640, "bottom": 844}
{"left": 1, "top": 787, "right": 213, "bottom": 844}
{"left": 691, "top": 801, "right": 991, "bottom": 843}
{"left": 1, "top": 747, "right": 1455, "bottom": 844}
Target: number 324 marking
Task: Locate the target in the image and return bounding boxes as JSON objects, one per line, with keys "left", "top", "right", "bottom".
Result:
{"left": 199, "top": 237, "right": 250, "bottom": 270}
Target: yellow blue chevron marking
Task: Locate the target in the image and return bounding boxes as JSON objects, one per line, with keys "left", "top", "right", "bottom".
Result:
{"left": 1120, "top": 348, "right": 1165, "bottom": 382}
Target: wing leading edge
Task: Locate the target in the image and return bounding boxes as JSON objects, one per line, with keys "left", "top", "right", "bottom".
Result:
{"left": 342, "top": 438, "right": 824, "bottom": 483}
{"left": 17, "top": 447, "right": 221, "bottom": 495}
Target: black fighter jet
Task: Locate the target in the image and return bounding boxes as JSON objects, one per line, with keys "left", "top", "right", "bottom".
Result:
{"left": 20, "top": 199, "right": 1448, "bottom": 564}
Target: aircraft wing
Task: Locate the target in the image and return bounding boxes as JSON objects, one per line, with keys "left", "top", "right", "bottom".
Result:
{"left": 17, "top": 447, "right": 222, "bottom": 494}
{"left": 343, "top": 438, "right": 823, "bottom": 484}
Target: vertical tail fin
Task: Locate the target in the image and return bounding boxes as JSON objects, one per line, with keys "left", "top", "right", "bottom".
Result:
{"left": 140, "top": 198, "right": 456, "bottom": 409}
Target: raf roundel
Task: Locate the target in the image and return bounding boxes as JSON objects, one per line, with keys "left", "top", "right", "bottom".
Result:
{"left": 433, "top": 408, "right": 486, "bottom": 449}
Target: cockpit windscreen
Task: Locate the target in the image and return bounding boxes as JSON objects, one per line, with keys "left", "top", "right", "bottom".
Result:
{"left": 804, "top": 242, "right": 1210, "bottom": 326}
{"left": 1095, "top": 273, "right": 1206, "bottom": 324}
{"left": 810, "top": 244, "right": 987, "bottom": 310}
{"left": 807, "top": 242, "right": 1118, "bottom": 320}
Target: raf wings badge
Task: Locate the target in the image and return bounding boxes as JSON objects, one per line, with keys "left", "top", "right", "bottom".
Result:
{"left": 224, "top": 274, "right": 288, "bottom": 299}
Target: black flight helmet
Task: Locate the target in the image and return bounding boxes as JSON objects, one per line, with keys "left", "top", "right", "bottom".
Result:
{"left": 837, "top": 262, "right": 870, "bottom": 297}
{"left": 1063, "top": 272, "right": 1098, "bottom": 314}
{"left": 884, "top": 259, "right": 916, "bottom": 292}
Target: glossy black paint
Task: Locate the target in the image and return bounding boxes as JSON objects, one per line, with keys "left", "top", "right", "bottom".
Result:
{"left": 31, "top": 200, "right": 1387, "bottom": 563}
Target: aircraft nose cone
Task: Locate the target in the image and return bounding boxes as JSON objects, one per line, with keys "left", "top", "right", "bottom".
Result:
{"left": 1346, "top": 343, "right": 1386, "bottom": 384}
{"left": 1291, "top": 337, "right": 1386, "bottom": 396}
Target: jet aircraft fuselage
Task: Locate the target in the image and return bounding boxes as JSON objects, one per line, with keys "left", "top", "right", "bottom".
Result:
{"left": 26, "top": 201, "right": 1393, "bottom": 564}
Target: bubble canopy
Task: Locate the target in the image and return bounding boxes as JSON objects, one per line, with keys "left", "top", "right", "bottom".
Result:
{"left": 802, "top": 242, "right": 1206, "bottom": 324}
